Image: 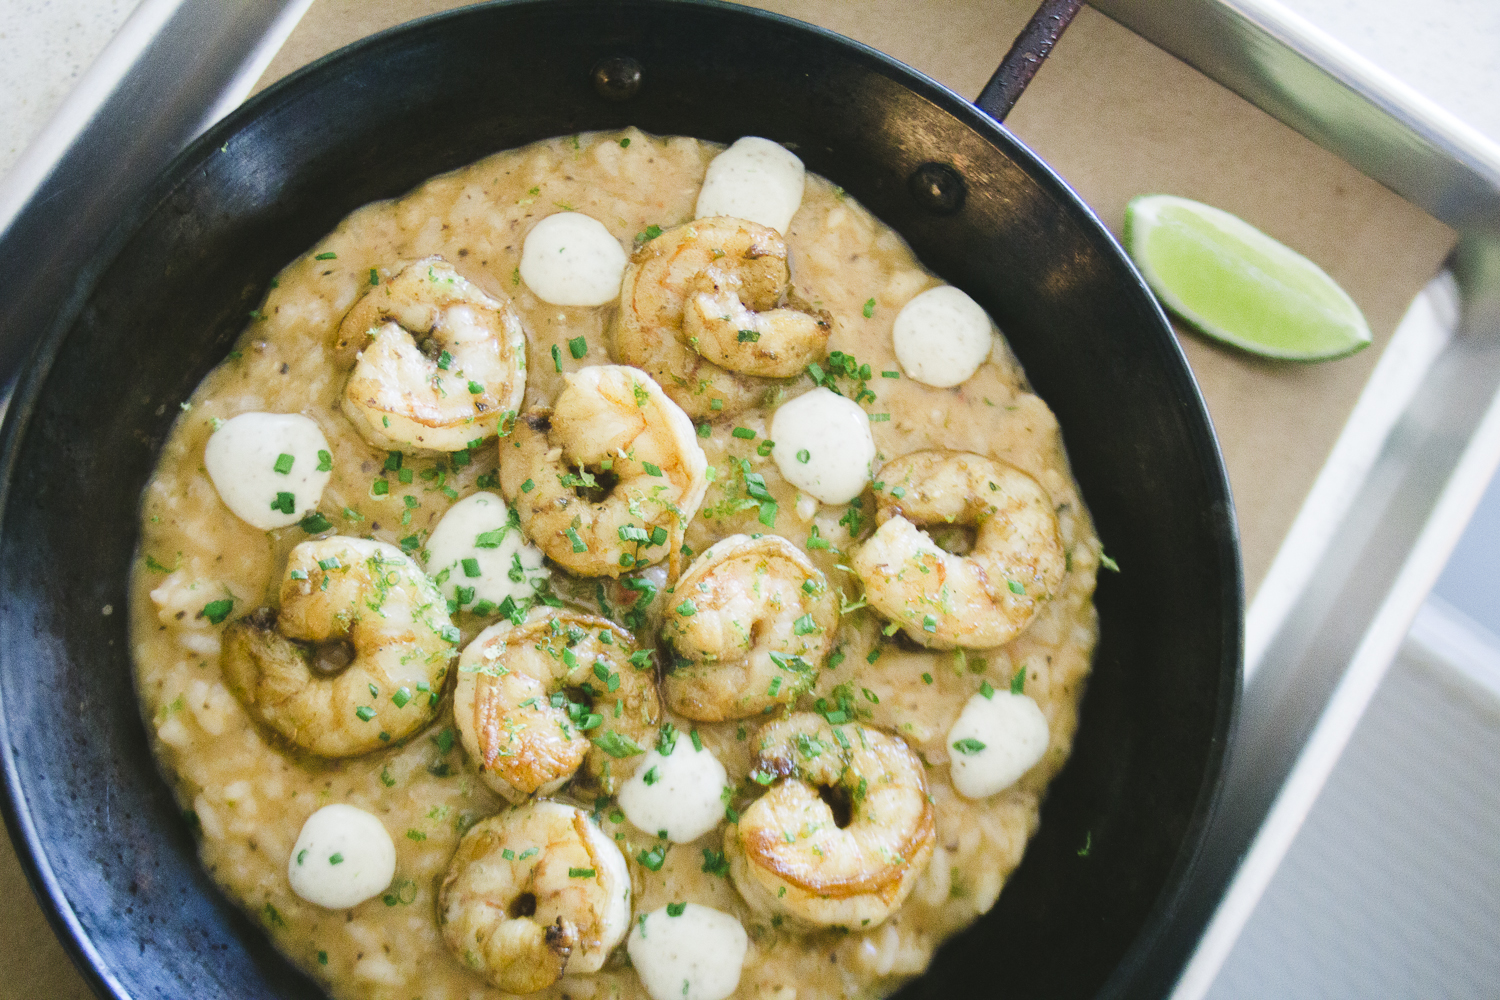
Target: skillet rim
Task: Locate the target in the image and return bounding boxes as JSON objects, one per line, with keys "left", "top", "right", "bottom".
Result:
{"left": 0, "top": 1, "right": 1243, "bottom": 997}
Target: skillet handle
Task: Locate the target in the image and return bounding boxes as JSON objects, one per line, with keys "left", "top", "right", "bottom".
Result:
{"left": 976, "top": 0, "right": 1085, "bottom": 122}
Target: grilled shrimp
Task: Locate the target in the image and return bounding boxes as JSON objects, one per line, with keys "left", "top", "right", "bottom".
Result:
{"left": 501, "top": 365, "right": 708, "bottom": 579}
{"left": 725, "top": 714, "right": 936, "bottom": 929}
{"left": 661, "top": 534, "right": 837, "bottom": 721}
{"left": 851, "top": 450, "right": 1065, "bottom": 650}
{"left": 612, "top": 218, "right": 830, "bottom": 418}
{"left": 453, "top": 607, "right": 660, "bottom": 801}
{"left": 221, "top": 537, "right": 457, "bottom": 757}
{"left": 439, "top": 800, "right": 630, "bottom": 993}
{"left": 339, "top": 256, "right": 527, "bottom": 453}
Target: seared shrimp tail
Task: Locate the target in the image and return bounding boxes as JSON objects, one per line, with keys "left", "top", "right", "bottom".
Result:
{"left": 851, "top": 450, "right": 1065, "bottom": 649}
{"left": 221, "top": 537, "right": 457, "bottom": 757}
{"left": 613, "top": 217, "right": 830, "bottom": 419}
{"left": 662, "top": 534, "right": 837, "bottom": 720}
{"left": 726, "top": 714, "right": 936, "bottom": 929}
{"left": 440, "top": 801, "right": 630, "bottom": 993}
{"left": 339, "top": 256, "right": 527, "bottom": 454}
{"left": 501, "top": 365, "right": 708, "bottom": 578}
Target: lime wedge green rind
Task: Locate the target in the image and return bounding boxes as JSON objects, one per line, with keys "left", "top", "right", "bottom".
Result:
{"left": 1124, "top": 194, "right": 1372, "bottom": 362}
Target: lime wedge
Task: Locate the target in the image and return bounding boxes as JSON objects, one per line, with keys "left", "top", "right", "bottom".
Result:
{"left": 1124, "top": 194, "right": 1371, "bottom": 361}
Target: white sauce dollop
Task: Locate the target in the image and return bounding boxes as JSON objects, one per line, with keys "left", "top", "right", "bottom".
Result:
{"left": 694, "top": 136, "right": 805, "bottom": 235}
{"left": 287, "top": 804, "right": 396, "bottom": 909}
{"left": 424, "top": 492, "right": 548, "bottom": 613}
{"left": 946, "top": 690, "right": 1050, "bottom": 799}
{"left": 204, "top": 412, "right": 333, "bottom": 530}
{"left": 891, "top": 285, "right": 997, "bottom": 388}
{"left": 618, "top": 740, "right": 727, "bottom": 844}
{"left": 627, "top": 903, "right": 748, "bottom": 1000}
{"left": 770, "top": 387, "right": 875, "bottom": 504}
{"left": 519, "top": 211, "right": 627, "bottom": 306}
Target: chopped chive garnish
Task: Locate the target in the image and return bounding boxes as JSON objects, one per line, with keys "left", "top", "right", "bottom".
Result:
{"left": 201, "top": 599, "right": 233, "bottom": 624}
{"left": 881, "top": 370, "right": 900, "bottom": 378}
{"left": 731, "top": 427, "right": 756, "bottom": 440}
{"left": 355, "top": 706, "right": 376, "bottom": 721}
{"left": 568, "top": 336, "right": 588, "bottom": 359}
{"left": 314, "top": 251, "right": 337, "bottom": 260}
{"left": 462, "top": 557, "right": 482, "bottom": 578}
{"left": 273, "top": 453, "right": 294, "bottom": 474}
{"left": 796, "top": 449, "right": 810, "bottom": 463}
{"left": 863, "top": 297, "right": 876, "bottom": 317}
{"left": 953, "top": 737, "right": 986, "bottom": 755}
{"left": 551, "top": 344, "right": 562, "bottom": 372}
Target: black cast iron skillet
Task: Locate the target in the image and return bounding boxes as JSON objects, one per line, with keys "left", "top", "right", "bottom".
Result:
{"left": 0, "top": 2, "right": 1241, "bottom": 998}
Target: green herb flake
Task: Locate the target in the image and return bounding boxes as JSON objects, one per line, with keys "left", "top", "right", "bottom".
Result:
{"left": 270, "top": 491, "right": 295, "bottom": 515}
{"left": 863, "top": 297, "right": 876, "bottom": 318}
{"left": 568, "top": 336, "right": 588, "bottom": 359}
{"left": 300, "top": 512, "right": 332, "bottom": 533}
{"left": 314, "top": 251, "right": 337, "bottom": 260}
{"left": 666, "top": 901, "right": 686, "bottom": 917}
{"left": 731, "top": 427, "right": 756, "bottom": 440}
{"left": 637, "top": 845, "right": 666, "bottom": 871}
{"left": 643, "top": 461, "right": 664, "bottom": 477}
{"left": 566, "top": 527, "right": 588, "bottom": 553}
{"left": 980, "top": 680, "right": 995, "bottom": 699}
{"left": 1100, "top": 551, "right": 1120, "bottom": 572}
{"left": 461, "top": 557, "right": 482, "bottom": 578}
{"left": 792, "top": 613, "right": 818, "bottom": 635}
{"left": 796, "top": 449, "right": 810, "bottom": 464}
{"left": 592, "top": 731, "right": 645, "bottom": 758}
{"left": 953, "top": 737, "right": 986, "bottom": 755}
{"left": 569, "top": 867, "right": 597, "bottom": 878}
{"left": 642, "top": 766, "right": 660, "bottom": 786}
{"left": 1007, "top": 579, "right": 1025, "bottom": 595}
{"left": 355, "top": 706, "right": 376, "bottom": 721}
{"left": 881, "top": 370, "right": 900, "bottom": 379}
{"left": 701, "top": 849, "right": 729, "bottom": 876}
{"left": 676, "top": 599, "right": 697, "bottom": 617}
{"left": 392, "top": 687, "right": 412, "bottom": 708}
{"left": 1011, "top": 666, "right": 1027, "bottom": 694}
{"left": 201, "top": 599, "right": 233, "bottom": 625}
{"left": 922, "top": 672, "right": 934, "bottom": 685}
{"left": 551, "top": 343, "right": 563, "bottom": 373}
{"left": 737, "top": 329, "right": 761, "bottom": 343}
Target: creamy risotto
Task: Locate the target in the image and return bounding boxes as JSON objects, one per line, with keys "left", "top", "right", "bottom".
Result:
{"left": 130, "top": 129, "right": 1100, "bottom": 1000}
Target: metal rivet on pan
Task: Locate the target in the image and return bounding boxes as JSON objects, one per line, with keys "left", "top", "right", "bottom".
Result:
{"left": 908, "top": 162, "right": 966, "bottom": 215}
{"left": 592, "top": 57, "right": 643, "bottom": 101}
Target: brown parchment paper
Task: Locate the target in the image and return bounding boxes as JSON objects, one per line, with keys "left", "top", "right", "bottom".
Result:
{"left": 3, "top": 3, "right": 1455, "bottom": 998}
